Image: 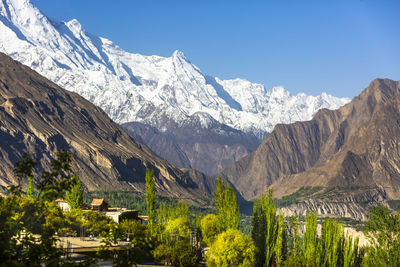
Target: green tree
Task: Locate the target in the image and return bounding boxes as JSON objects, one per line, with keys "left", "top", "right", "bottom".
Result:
{"left": 26, "top": 176, "right": 35, "bottom": 199}
{"left": 343, "top": 235, "right": 361, "bottom": 267}
{"left": 363, "top": 205, "right": 400, "bottom": 266}
{"left": 223, "top": 183, "right": 240, "bottom": 230}
{"left": 164, "top": 217, "right": 191, "bottom": 243}
{"left": 317, "top": 219, "right": 343, "bottom": 267}
{"left": 303, "top": 210, "right": 317, "bottom": 263}
{"left": 201, "top": 214, "right": 219, "bottom": 246}
{"left": 251, "top": 199, "right": 266, "bottom": 267}
{"left": 12, "top": 153, "right": 36, "bottom": 197}
{"left": 214, "top": 177, "right": 240, "bottom": 232}
{"left": 261, "top": 188, "right": 278, "bottom": 267}
{"left": 275, "top": 211, "right": 287, "bottom": 266}
{"left": 288, "top": 215, "right": 300, "bottom": 257}
{"left": 207, "top": 229, "right": 256, "bottom": 267}
{"left": 65, "top": 175, "right": 83, "bottom": 209}
{"left": 1, "top": 151, "right": 81, "bottom": 266}
{"left": 154, "top": 240, "right": 199, "bottom": 267}
{"left": 145, "top": 169, "right": 156, "bottom": 233}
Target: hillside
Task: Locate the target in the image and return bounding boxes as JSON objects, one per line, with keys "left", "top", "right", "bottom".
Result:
{"left": 0, "top": 52, "right": 215, "bottom": 203}
{"left": 220, "top": 79, "right": 400, "bottom": 219}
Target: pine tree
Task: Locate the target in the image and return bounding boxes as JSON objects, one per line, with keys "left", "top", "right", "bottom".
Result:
{"left": 145, "top": 169, "right": 156, "bottom": 233}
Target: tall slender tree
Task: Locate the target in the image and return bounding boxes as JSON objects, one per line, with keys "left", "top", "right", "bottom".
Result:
{"left": 275, "top": 211, "right": 286, "bottom": 266}
{"left": 288, "top": 215, "right": 300, "bottom": 257}
{"left": 318, "top": 219, "right": 343, "bottom": 267}
{"left": 303, "top": 210, "right": 318, "bottom": 263}
{"left": 214, "top": 177, "right": 240, "bottom": 232}
{"left": 145, "top": 169, "right": 156, "bottom": 233}
{"left": 65, "top": 175, "right": 83, "bottom": 209}
{"left": 261, "top": 188, "right": 278, "bottom": 267}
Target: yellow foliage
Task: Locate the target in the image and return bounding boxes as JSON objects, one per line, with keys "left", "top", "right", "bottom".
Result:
{"left": 207, "top": 229, "right": 256, "bottom": 267}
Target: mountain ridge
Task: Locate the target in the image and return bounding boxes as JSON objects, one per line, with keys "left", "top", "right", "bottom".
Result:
{"left": 220, "top": 78, "right": 400, "bottom": 203}
{"left": 0, "top": 0, "right": 350, "bottom": 138}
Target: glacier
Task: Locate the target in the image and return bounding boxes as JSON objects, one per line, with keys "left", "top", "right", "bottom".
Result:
{"left": 0, "top": 0, "right": 350, "bottom": 137}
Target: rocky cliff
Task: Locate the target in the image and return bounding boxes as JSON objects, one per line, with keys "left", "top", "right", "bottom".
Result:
{"left": 221, "top": 79, "right": 400, "bottom": 218}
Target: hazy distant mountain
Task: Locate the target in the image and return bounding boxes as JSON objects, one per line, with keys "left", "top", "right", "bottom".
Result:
{"left": 0, "top": 52, "right": 216, "bottom": 203}
{"left": 220, "top": 78, "right": 400, "bottom": 219}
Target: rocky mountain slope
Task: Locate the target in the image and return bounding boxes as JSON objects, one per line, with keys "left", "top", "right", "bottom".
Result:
{"left": 0, "top": 52, "right": 215, "bottom": 203}
{"left": 220, "top": 79, "right": 400, "bottom": 218}
{"left": 122, "top": 116, "right": 262, "bottom": 175}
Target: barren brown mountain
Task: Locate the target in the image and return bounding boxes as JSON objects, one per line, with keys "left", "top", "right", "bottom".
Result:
{"left": 220, "top": 78, "right": 400, "bottom": 218}
{"left": 122, "top": 120, "right": 262, "bottom": 175}
{"left": 0, "top": 52, "right": 215, "bottom": 203}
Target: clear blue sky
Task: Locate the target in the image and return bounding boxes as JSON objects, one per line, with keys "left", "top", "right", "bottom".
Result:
{"left": 32, "top": 0, "right": 400, "bottom": 98}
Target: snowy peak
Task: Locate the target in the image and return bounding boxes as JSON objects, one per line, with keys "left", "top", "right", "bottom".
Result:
{"left": 0, "top": 0, "right": 350, "bottom": 136}
{"left": 172, "top": 49, "right": 186, "bottom": 61}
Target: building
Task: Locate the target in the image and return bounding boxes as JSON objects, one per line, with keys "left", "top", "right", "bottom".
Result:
{"left": 91, "top": 198, "right": 109, "bottom": 211}
{"left": 104, "top": 209, "right": 140, "bottom": 224}
{"left": 55, "top": 199, "right": 70, "bottom": 212}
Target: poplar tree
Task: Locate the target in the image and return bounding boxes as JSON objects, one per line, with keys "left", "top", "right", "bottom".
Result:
{"left": 318, "top": 219, "right": 343, "bottom": 267}
{"left": 251, "top": 188, "right": 278, "bottom": 267}
{"left": 343, "top": 235, "right": 360, "bottom": 267}
{"left": 65, "top": 175, "right": 83, "bottom": 209}
{"left": 251, "top": 199, "right": 266, "bottom": 267}
{"left": 303, "top": 210, "right": 318, "bottom": 263}
{"left": 275, "top": 211, "right": 286, "bottom": 266}
{"left": 224, "top": 183, "right": 240, "bottom": 230}
{"left": 261, "top": 188, "right": 278, "bottom": 267}
{"left": 288, "top": 215, "right": 300, "bottom": 257}
{"left": 145, "top": 169, "right": 156, "bottom": 233}
{"left": 214, "top": 177, "right": 240, "bottom": 232}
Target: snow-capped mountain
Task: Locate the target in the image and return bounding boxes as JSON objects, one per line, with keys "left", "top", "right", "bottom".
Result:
{"left": 0, "top": 0, "right": 350, "bottom": 137}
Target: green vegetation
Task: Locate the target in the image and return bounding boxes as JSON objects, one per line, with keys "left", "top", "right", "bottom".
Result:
{"left": 275, "top": 186, "right": 323, "bottom": 207}
{"left": 65, "top": 175, "right": 84, "bottom": 210}
{"left": 83, "top": 190, "right": 212, "bottom": 215}
{"left": 214, "top": 177, "right": 240, "bottom": 232}
{"left": 145, "top": 169, "right": 156, "bottom": 233}
{"left": 363, "top": 205, "right": 400, "bottom": 266}
{"left": 207, "top": 229, "right": 256, "bottom": 267}
{"left": 2, "top": 152, "right": 400, "bottom": 266}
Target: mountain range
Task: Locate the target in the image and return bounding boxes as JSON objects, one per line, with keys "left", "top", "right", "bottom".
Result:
{"left": 0, "top": 0, "right": 349, "bottom": 174}
{"left": 2, "top": 0, "right": 399, "bottom": 220}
